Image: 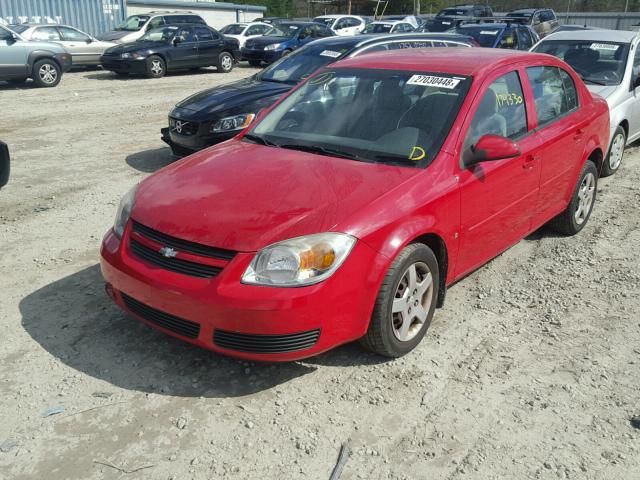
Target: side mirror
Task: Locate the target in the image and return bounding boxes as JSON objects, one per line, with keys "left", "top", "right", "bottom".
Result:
{"left": 464, "top": 135, "right": 520, "bottom": 168}
{"left": 633, "top": 75, "right": 640, "bottom": 89}
{"left": 86, "top": 37, "right": 94, "bottom": 43}
{"left": 0, "top": 141, "right": 10, "bottom": 189}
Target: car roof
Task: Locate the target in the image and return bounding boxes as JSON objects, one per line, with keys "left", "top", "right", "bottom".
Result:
{"left": 542, "top": 29, "right": 638, "bottom": 43}
{"left": 308, "top": 32, "right": 476, "bottom": 50}
{"left": 332, "top": 48, "right": 541, "bottom": 76}
{"left": 370, "top": 20, "right": 405, "bottom": 25}
{"left": 279, "top": 21, "right": 316, "bottom": 26}
{"left": 314, "top": 14, "right": 353, "bottom": 19}
{"left": 458, "top": 23, "right": 509, "bottom": 29}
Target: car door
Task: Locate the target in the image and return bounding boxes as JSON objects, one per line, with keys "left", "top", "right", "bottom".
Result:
{"left": 167, "top": 27, "right": 198, "bottom": 68}
{"left": 0, "top": 26, "right": 28, "bottom": 78}
{"left": 456, "top": 69, "right": 543, "bottom": 277}
{"left": 194, "top": 27, "right": 223, "bottom": 66}
{"left": 627, "top": 42, "right": 640, "bottom": 141}
{"left": 57, "top": 26, "right": 98, "bottom": 64}
{"left": 525, "top": 65, "right": 587, "bottom": 226}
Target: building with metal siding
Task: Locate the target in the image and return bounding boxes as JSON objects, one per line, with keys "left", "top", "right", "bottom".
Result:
{"left": 0, "top": 0, "right": 126, "bottom": 35}
{"left": 126, "top": 0, "right": 267, "bottom": 29}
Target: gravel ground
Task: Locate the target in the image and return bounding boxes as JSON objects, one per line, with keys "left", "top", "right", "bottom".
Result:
{"left": 0, "top": 66, "right": 639, "bottom": 480}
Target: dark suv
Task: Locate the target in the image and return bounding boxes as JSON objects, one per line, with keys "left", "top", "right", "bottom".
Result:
{"left": 507, "top": 8, "right": 559, "bottom": 38}
{"left": 421, "top": 4, "right": 493, "bottom": 32}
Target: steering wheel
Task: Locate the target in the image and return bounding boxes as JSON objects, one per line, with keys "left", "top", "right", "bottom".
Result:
{"left": 276, "top": 111, "right": 305, "bottom": 132}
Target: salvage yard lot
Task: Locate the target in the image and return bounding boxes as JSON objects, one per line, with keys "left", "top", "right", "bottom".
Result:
{"left": 1, "top": 67, "right": 639, "bottom": 479}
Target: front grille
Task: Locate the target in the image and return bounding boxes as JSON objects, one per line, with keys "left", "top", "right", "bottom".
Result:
{"left": 130, "top": 239, "right": 222, "bottom": 278}
{"left": 122, "top": 293, "right": 200, "bottom": 339}
{"left": 169, "top": 117, "right": 199, "bottom": 136}
{"left": 132, "top": 221, "right": 236, "bottom": 261}
{"left": 213, "top": 329, "right": 321, "bottom": 354}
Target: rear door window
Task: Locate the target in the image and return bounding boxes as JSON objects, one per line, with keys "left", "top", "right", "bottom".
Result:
{"left": 148, "top": 16, "right": 165, "bottom": 29}
{"left": 526, "top": 66, "right": 577, "bottom": 127}
{"left": 516, "top": 27, "right": 533, "bottom": 49}
{"left": 195, "top": 27, "right": 214, "bottom": 41}
{"left": 59, "top": 27, "right": 90, "bottom": 42}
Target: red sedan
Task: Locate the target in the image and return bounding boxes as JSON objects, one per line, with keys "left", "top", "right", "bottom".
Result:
{"left": 101, "top": 49, "right": 609, "bottom": 361}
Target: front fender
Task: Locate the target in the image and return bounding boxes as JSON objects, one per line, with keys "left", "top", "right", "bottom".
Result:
{"left": 26, "top": 50, "right": 59, "bottom": 75}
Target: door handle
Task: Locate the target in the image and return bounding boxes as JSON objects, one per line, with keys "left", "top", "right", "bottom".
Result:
{"left": 522, "top": 154, "right": 539, "bottom": 170}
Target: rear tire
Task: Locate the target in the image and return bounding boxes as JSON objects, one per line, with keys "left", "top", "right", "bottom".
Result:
{"left": 248, "top": 60, "right": 261, "bottom": 67}
{"left": 145, "top": 55, "right": 166, "bottom": 78}
{"left": 548, "top": 160, "right": 598, "bottom": 235}
{"left": 217, "top": 52, "right": 234, "bottom": 73}
{"left": 601, "top": 125, "right": 625, "bottom": 177}
{"left": 360, "top": 243, "right": 439, "bottom": 358}
{"left": 32, "top": 59, "right": 61, "bottom": 87}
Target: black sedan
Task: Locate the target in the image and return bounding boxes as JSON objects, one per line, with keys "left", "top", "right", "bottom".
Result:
{"left": 161, "top": 33, "right": 476, "bottom": 155}
{"left": 100, "top": 24, "right": 240, "bottom": 78}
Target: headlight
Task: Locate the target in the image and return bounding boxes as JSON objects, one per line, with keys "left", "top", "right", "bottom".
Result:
{"left": 264, "top": 43, "right": 281, "bottom": 51}
{"left": 242, "top": 233, "right": 356, "bottom": 287}
{"left": 121, "top": 52, "right": 130, "bottom": 58}
{"left": 211, "top": 113, "right": 255, "bottom": 133}
{"left": 113, "top": 185, "right": 138, "bottom": 239}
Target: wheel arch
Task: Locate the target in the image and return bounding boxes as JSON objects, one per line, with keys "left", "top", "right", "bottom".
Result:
{"left": 26, "top": 51, "right": 60, "bottom": 76}
{"left": 410, "top": 233, "right": 448, "bottom": 308}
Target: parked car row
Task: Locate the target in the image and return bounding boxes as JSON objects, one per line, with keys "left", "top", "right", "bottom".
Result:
{"left": 102, "top": 47, "right": 611, "bottom": 361}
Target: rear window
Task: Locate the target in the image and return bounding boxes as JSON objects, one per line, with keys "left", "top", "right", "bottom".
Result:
{"left": 454, "top": 27, "right": 501, "bottom": 47}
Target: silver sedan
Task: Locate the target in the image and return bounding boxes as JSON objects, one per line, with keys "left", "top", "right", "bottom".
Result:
{"left": 10, "top": 24, "right": 116, "bottom": 66}
{"left": 533, "top": 29, "right": 640, "bottom": 176}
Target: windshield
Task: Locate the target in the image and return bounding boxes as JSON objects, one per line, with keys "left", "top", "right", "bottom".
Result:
{"left": 248, "top": 68, "right": 470, "bottom": 167}
{"left": 116, "top": 15, "right": 149, "bottom": 31}
{"left": 220, "top": 24, "right": 246, "bottom": 35}
{"left": 139, "top": 26, "right": 186, "bottom": 43}
{"left": 259, "top": 44, "right": 348, "bottom": 84}
{"left": 533, "top": 40, "right": 630, "bottom": 86}
{"left": 267, "top": 24, "right": 299, "bottom": 38}
{"left": 364, "top": 23, "right": 393, "bottom": 33}
{"left": 453, "top": 27, "right": 500, "bottom": 47}
{"left": 9, "top": 25, "right": 28, "bottom": 34}
{"left": 313, "top": 17, "right": 335, "bottom": 27}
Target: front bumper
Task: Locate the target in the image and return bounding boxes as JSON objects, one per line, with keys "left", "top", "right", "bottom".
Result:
{"left": 100, "top": 56, "right": 147, "bottom": 74}
{"left": 100, "top": 226, "right": 383, "bottom": 361}
{"left": 160, "top": 126, "right": 235, "bottom": 154}
{"left": 240, "top": 47, "right": 283, "bottom": 63}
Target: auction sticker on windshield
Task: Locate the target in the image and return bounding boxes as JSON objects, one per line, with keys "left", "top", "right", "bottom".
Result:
{"left": 320, "top": 50, "right": 342, "bottom": 58}
{"left": 407, "top": 75, "right": 461, "bottom": 89}
{"left": 590, "top": 43, "right": 619, "bottom": 51}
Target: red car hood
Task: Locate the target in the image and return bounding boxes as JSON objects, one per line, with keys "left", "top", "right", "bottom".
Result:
{"left": 132, "top": 140, "right": 418, "bottom": 252}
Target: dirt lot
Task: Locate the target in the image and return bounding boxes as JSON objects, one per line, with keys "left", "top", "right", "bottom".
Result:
{"left": 0, "top": 65, "right": 639, "bottom": 480}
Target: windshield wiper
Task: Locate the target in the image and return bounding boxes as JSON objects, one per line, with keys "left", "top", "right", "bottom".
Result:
{"left": 242, "top": 133, "right": 277, "bottom": 146}
{"left": 277, "top": 143, "right": 362, "bottom": 161}
{"left": 372, "top": 154, "right": 423, "bottom": 166}
{"left": 579, "top": 75, "right": 608, "bottom": 86}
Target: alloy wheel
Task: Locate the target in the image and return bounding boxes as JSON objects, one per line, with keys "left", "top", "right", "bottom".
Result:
{"left": 574, "top": 172, "right": 596, "bottom": 225}
{"left": 609, "top": 132, "right": 625, "bottom": 171}
{"left": 39, "top": 64, "right": 57, "bottom": 85}
{"left": 391, "top": 262, "right": 433, "bottom": 342}
{"left": 221, "top": 55, "right": 233, "bottom": 71}
{"left": 151, "top": 60, "right": 164, "bottom": 76}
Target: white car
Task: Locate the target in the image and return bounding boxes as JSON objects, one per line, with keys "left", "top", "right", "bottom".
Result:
{"left": 96, "top": 12, "right": 206, "bottom": 44}
{"left": 219, "top": 22, "right": 273, "bottom": 48}
{"left": 363, "top": 21, "right": 416, "bottom": 34}
{"left": 312, "top": 15, "right": 366, "bottom": 36}
{"left": 533, "top": 29, "right": 640, "bottom": 176}
{"left": 10, "top": 24, "right": 116, "bottom": 66}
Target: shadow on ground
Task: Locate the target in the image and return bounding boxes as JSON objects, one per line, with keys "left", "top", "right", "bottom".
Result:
{"left": 126, "top": 147, "right": 176, "bottom": 173}
{"left": 19, "top": 264, "right": 386, "bottom": 398}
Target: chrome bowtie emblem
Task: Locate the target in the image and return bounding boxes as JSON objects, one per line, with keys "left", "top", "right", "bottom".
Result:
{"left": 174, "top": 120, "right": 184, "bottom": 134}
{"left": 159, "top": 246, "right": 178, "bottom": 258}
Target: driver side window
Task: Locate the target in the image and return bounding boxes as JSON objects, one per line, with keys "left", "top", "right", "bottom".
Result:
{"left": 467, "top": 71, "right": 528, "bottom": 145}
{"left": 0, "top": 27, "right": 12, "bottom": 41}
{"left": 148, "top": 16, "right": 165, "bottom": 29}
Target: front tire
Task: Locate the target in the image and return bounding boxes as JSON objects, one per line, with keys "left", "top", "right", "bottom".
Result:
{"left": 602, "top": 125, "right": 625, "bottom": 177}
{"left": 145, "top": 55, "right": 166, "bottom": 78}
{"left": 32, "top": 59, "right": 61, "bottom": 87}
{"left": 548, "top": 160, "right": 598, "bottom": 235}
{"left": 360, "top": 243, "right": 439, "bottom": 358}
{"left": 217, "top": 52, "right": 234, "bottom": 73}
